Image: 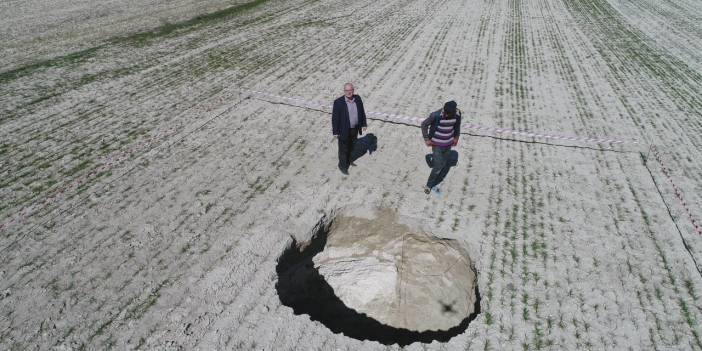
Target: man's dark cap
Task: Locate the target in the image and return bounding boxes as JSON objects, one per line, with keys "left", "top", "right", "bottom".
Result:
{"left": 444, "top": 100, "right": 457, "bottom": 114}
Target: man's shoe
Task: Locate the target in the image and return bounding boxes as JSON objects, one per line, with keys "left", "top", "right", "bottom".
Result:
{"left": 339, "top": 166, "right": 349, "bottom": 175}
{"left": 423, "top": 186, "right": 431, "bottom": 194}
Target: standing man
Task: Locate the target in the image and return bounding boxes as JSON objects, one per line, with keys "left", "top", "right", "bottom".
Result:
{"left": 332, "top": 83, "right": 367, "bottom": 175}
{"left": 421, "top": 100, "right": 461, "bottom": 194}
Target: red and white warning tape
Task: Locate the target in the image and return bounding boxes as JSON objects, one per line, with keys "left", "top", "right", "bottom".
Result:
{"left": 244, "top": 89, "right": 639, "bottom": 146}
{"left": 0, "top": 89, "right": 684, "bottom": 238}
{"left": 651, "top": 145, "right": 702, "bottom": 236}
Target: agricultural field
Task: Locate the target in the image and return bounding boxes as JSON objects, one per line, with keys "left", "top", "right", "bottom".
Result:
{"left": 1, "top": 0, "right": 701, "bottom": 349}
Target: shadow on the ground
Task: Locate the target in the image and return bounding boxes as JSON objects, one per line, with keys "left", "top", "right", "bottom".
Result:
{"left": 275, "top": 218, "right": 480, "bottom": 346}
{"left": 350, "top": 133, "right": 378, "bottom": 163}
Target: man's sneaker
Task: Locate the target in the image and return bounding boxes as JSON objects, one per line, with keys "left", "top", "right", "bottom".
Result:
{"left": 423, "top": 186, "right": 431, "bottom": 194}
{"left": 339, "top": 166, "right": 349, "bottom": 175}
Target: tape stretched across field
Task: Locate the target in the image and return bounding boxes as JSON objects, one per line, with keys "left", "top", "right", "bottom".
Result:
{"left": 243, "top": 89, "right": 640, "bottom": 147}
{"left": 651, "top": 146, "right": 702, "bottom": 237}
{"left": 3, "top": 88, "right": 701, "bottom": 248}
{"left": 243, "top": 88, "right": 702, "bottom": 240}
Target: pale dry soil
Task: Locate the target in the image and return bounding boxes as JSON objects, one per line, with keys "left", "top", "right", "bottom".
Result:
{"left": 1, "top": 0, "right": 701, "bottom": 350}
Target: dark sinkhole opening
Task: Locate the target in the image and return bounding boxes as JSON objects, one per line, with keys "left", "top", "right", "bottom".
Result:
{"left": 275, "top": 210, "right": 481, "bottom": 346}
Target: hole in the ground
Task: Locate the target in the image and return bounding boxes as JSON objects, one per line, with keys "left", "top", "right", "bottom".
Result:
{"left": 276, "top": 208, "right": 480, "bottom": 346}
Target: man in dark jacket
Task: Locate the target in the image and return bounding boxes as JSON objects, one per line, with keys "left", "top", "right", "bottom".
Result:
{"left": 332, "top": 83, "right": 368, "bottom": 174}
{"left": 421, "top": 101, "right": 461, "bottom": 194}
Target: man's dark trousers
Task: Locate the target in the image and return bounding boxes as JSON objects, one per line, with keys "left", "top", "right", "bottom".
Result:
{"left": 338, "top": 128, "right": 358, "bottom": 170}
{"left": 427, "top": 146, "right": 451, "bottom": 188}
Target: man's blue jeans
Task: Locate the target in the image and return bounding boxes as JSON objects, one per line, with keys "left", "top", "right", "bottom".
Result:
{"left": 427, "top": 146, "right": 451, "bottom": 188}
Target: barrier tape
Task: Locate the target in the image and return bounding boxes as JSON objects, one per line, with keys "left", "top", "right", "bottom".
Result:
{"left": 250, "top": 88, "right": 702, "bottom": 239}
{"left": 0, "top": 88, "right": 682, "bottom": 238}
{"left": 243, "top": 89, "right": 639, "bottom": 146}
{"left": 651, "top": 145, "right": 702, "bottom": 236}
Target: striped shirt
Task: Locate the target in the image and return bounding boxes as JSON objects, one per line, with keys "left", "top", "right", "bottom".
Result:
{"left": 431, "top": 115, "right": 457, "bottom": 148}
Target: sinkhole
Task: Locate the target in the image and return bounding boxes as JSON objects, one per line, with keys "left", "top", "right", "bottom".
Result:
{"left": 275, "top": 207, "right": 480, "bottom": 346}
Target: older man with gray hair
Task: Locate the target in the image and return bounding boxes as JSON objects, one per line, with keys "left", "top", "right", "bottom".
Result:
{"left": 332, "top": 83, "right": 368, "bottom": 175}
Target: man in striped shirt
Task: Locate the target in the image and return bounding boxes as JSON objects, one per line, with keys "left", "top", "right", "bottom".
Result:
{"left": 421, "top": 101, "right": 461, "bottom": 194}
